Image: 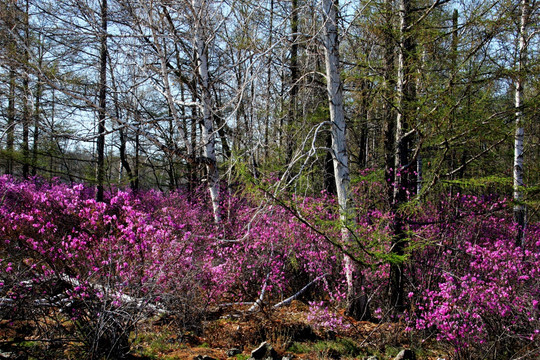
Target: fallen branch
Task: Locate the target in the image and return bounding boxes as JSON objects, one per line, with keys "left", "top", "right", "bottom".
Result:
{"left": 248, "top": 272, "right": 271, "bottom": 312}
{"left": 58, "top": 274, "right": 169, "bottom": 315}
{"left": 0, "top": 275, "right": 168, "bottom": 315}
{"left": 273, "top": 273, "right": 328, "bottom": 309}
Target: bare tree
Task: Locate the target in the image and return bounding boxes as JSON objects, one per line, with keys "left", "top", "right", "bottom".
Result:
{"left": 97, "top": 0, "right": 108, "bottom": 202}
{"left": 514, "top": 0, "right": 530, "bottom": 247}
{"left": 322, "top": 0, "right": 368, "bottom": 320}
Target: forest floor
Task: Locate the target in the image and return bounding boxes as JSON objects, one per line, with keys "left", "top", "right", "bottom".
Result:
{"left": 129, "top": 301, "right": 450, "bottom": 360}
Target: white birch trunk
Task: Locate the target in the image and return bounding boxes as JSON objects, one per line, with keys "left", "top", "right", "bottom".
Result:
{"left": 514, "top": 0, "right": 529, "bottom": 246}
{"left": 193, "top": 0, "right": 220, "bottom": 223}
{"left": 322, "top": 0, "right": 357, "bottom": 315}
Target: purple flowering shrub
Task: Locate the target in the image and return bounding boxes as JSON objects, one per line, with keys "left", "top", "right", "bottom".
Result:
{"left": 410, "top": 195, "right": 540, "bottom": 357}
{"left": 0, "top": 177, "right": 352, "bottom": 357}
{"left": 0, "top": 177, "right": 221, "bottom": 357}
{"left": 0, "top": 175, "right": 538, "bottom": 358}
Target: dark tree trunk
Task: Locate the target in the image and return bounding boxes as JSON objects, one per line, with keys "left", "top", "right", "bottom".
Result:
{"left": 390, "top": 0, "right": 417, "bottom": 313}
{"left": 324, "top": 132, "right": 336, "bottom": 195}
{"left": 134, "top": 116, "right": 140, "bottom": 191}
{"left": 22, "top": 0, "right": 30, "bottom": 178}
{"left": 119, "top": 127, "right": 135, "bottom": 191}
{"left": 96, "top": 0, "right": 108, "bottom": 202}
{"left": 6, "top": 69, "right": 15, "bottom": 175}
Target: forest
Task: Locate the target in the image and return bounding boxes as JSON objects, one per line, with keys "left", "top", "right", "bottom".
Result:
{"left": 0, "top": 0, "right": 539, "bottom": 359}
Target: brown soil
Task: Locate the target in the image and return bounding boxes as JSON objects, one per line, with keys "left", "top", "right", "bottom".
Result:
{"left": 128, "top": 301, "right": 447, "bottom": 360}
{"left": 1, "top": 301, "right": 448, "bottom": 360}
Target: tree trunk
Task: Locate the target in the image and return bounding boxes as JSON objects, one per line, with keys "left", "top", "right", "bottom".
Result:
{"left": 96, "top": 0, "right": 108, "bottom": 202}
{"left": 358, "top": 127, "right": 368, "bottom": 169}
{"left": 264, "top": 0, "right": 274, "bottom": 162}
{"left": 383, "top": 0, "right": 396, "bottom": 208}
{"left": 167, "top": 107, "right": 177, "bottom": 191}
{"left": 210, "top": 86, "right": 231, "bottom": 162}
{"left": 324, "top": 132, "right": 336, "bottom": 195}
{"left": 114, "top": 97, "right": 135, "bottom": 191}
{"left": 134, "top": 122, "right": 140, "bottom": 191}
{"left": 447, "top": 9, "right": 458, "bottom": 189}
{"left": 286, "top": 0, "right": 299, "bottom": 166}
{"left": 358, "top": 78, "right": 370, "bottom": 169}
{"left": 22, "top": 0, "right": 30, "bottom": 178}
{"left": 193, "top": 0, "right": 220, "bottom": 222}
{"left": 4, "top": 1, "right": 16, "bottom": 176}
{"left": 6, "top": 67, "right": 15, "bottom": 176}
{"left": 514, "top": 0, "right": 529, "bottom": 247}
{"left": 119, "top": 126, "right": 135, "bottom": 190}
{"left": 322, "top": 0, "right": 368, "bottom": 320}
{"left": 22, "top": 79, "right": 30, "bottom": 178}
{"left": 32, "top": 35, "right": 44, "bottom": 177}
{"left": 48, "top": 89, "right": 55, "bottom": 175}
{"left": 390, "top": 0, "right": 416, "bottom": 313}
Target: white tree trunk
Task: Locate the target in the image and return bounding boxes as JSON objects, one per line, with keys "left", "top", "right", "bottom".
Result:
{"left": 193, "top": 0, "right": 220, "bottom": 223}
{"left": 394, "top": 0, "right": 408, "bottom": 204}
{"left": 514, "top": 0, "right": 529, "bottom": 246}
{"left": 322, "top": 0, "right": 348, "bottom": 213}
{"left": 322, "top": 0, "right": 361, "bottom": 317}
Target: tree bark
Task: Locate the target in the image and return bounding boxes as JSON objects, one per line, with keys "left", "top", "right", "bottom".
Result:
{"left": 96, "top": 0, "right": 108, "bottom": 202}
{"left": 514, "top": 0, "right": 529, "bottom": 247}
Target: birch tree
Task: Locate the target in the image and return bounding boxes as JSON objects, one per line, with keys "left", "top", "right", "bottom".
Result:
{"left": 322, "top": 0, "right": 368, "bottom": 319}
{"left": 192, "top": 0, "right": 220, "bottom": 222}
{"left": 514, "top": 0, "right": 530, "bottom": 247}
